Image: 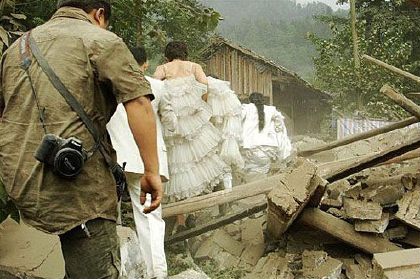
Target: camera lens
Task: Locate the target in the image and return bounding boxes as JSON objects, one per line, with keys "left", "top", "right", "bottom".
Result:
{"left": 54, "top": 148, "right": 85, "bottom": 178}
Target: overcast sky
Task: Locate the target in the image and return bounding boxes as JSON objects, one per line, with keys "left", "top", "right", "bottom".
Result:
{"left": 295, "top": 0, "right": 349, "bottom": 10}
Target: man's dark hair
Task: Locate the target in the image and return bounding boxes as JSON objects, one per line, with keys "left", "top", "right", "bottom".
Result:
{"left": 165, "top": 41, "right": 188, "bottom": 62}
{"left": 130, "top": 46, "right": 148, "bottom": 66}
{"left": 57, "top": 1, "right": 112, "bottom": 21}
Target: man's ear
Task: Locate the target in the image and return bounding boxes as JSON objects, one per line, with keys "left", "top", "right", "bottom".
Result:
{"left": 94, "top": 8, "right": 105, "bottom": 22}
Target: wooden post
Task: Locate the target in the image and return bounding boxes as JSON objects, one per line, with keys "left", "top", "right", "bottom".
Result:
{"left": 363, "top": 55, "right": 420, "bottom": 84}
{"left": 298, "top": 208, "right": 402, "bottom": 254}
{"left": 298, "top": 116, "right": 418, "bottom": 157}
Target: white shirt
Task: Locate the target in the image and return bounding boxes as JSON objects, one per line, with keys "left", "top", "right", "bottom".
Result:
{"left": 107, "top": 76, "right": 169, "bottom": 181}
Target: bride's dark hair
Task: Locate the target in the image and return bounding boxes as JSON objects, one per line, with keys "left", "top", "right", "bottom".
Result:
{"left": 165, "top": 41, "right": 188, "bottom": 62}
{"left": 249, "top": 92, "right": 265, "bottom": 132}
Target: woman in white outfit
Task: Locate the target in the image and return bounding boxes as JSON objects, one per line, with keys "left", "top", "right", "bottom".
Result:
{"left": 241, "top": 92, "right": 292, "bottom": 183}
{"left": 154, "top": 42, "right": 230, "bottom": 229}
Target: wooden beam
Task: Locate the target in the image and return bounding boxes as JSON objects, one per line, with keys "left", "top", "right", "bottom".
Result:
{"left": 164, "top": 134, "right": 420, "bottom": 218}
{"left": 378, "top": 148, "right": 420, "bottom": 166}
{"left": 298, "top": 208, "right": 402, "bottom": 254}
{"left": 381, "top": 84, "right": 420, "bottom": 118}
{"left": 298, "top": 116, "right": 418, "bottom": 157}
{"left": 162, "top": 176, "right": 275, "bottom": 218}
{"left": 164, "top": 202, "right": 267, "bottom": 245}
{"left": 323, "top": 135, "right": 420, "bottom": 183}
{"left": 363, "top": 55, "right": 420, "bottom": 84}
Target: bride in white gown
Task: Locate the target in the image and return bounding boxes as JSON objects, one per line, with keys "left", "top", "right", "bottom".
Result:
{"left": 154, "top": 42, "right": 231, "bottom": 208}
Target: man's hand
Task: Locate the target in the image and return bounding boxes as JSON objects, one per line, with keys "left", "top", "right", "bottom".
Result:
{"left": 140, "top": 173, "right": 163, "bottom": 213}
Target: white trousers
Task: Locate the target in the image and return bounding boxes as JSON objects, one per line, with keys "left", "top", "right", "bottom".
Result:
{"left": 127, "top": 173, "right": 168, "bottom": 279}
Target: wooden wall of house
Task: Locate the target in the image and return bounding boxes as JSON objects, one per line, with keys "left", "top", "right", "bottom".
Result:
{"left": 273, "top": 81, "right": 331, "bottom": 135}
{"left": 205, "top": 46, "right": 273, "bottom": 104}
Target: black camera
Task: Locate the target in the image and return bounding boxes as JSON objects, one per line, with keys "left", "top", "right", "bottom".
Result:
{"left": 34, "top": 134, "right": 88, "bottom": 179}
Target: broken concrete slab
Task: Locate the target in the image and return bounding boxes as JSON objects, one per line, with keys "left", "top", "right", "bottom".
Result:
{"left": 267, "top": 159, "right": 322, "bottom": 239}
{"left": 343, "top": 198, "right": 383, "bottom": 220}
{"left": 301, "top": 250, "right": 343, "bottom": 279}
{"left": 194, "top": 236, "right": 222, "bottom": 260}
{"left": 302, "top": 250, "right": 328, "bottom": 270}
{"left": 344, "top": 182, "right": 363, "bottom": 199}
{"left": 360, "top": 184, "right": 405, "bottom": 207}
{"left": 0, "top": 218, "right": 65, "bottom": 279}
{"left": 345, "top": 264, "right": 367, "bottom": 279}
{"left": 240, "top": 217, "right": 265, "bottom": 244}
{"left": 326, "top": 179, "right": 351, "bottom": 200}
{"left": 320, "top": 198, "right": 343, "bottom": 209}
{"left": 212, "top": 229, "right": 246, "bottom": 257}
{"left": 214, "top": 251, "right": 241, "bottom": 270}
{"left": 306, "top": 258, "right": 343, "bottom": 279}
{"left": 395, "top": 188, "right": 420, "bottom": 230}
{"left": 384, "top": 225, "right": 408, "bottom": 240}
{"left": 240, "top": 243, "right": 265, "bottom": 266}
{"left": 373, "top": 248, "right": 420, "bottom": 279}
{"left": 354, "top": 213, "right": 390, "bottom": 233}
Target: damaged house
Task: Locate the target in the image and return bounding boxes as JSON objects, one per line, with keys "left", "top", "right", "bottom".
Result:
{"left": 201, "top": 37, "right": 332, "bottom": 135}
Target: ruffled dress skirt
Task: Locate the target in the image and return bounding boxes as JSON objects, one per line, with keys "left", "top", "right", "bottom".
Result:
{"left": 207, "top": 77, "right": 244, "bottom": 169}
{"left": 159, "top": 76, "right": 230, "bottom": 201}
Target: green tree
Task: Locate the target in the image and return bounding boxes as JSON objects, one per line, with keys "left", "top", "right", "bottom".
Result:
{"left": 310, "top": 0, "right": 420, "bottom": 118}
{"left": 10, "top": 0, "right": 221, "bottom": 62}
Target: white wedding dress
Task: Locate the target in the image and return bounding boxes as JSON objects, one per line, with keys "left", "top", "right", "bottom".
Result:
{"left": 159, "top": 76, "right": 230, "bottom": 201}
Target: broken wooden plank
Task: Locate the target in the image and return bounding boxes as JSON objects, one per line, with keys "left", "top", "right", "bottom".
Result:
{"left": 298, "top": 116, "right": 418, "bottom": 157}
{"left": 363, "top": 55, "right": 420, "bottom": 84}
{"left": 298, "top": 208, "right": 402, "bottom": 254}
{"left": 372, "top": 248, "right": 420, "bottom": 279}
{"left": 162, "top": 176, "right": 274, "bottom": 218}
{"left": 164, "top": 202, "right": 267, "bottom": 245}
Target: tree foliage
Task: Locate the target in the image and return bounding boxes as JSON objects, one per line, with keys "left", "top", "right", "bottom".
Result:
{"left": 310, "top": 0, "right": 420, "bottom": 119}
{"left": 4, "top": 0, "right": 221, "bottom": 62}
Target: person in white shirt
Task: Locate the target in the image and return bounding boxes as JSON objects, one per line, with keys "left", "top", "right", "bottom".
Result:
{"left": 107, "top": 47, "right": 168, "bottom": 279}
{"left": 241, "top": 92, "right": 292, "bottom": 183}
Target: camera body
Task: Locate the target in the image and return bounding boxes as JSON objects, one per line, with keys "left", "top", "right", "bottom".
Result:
{"left": 35, "top": 134, "right": 88, "bottom": 178}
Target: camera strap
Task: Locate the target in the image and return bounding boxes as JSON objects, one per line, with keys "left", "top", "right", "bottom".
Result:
{"left": 23, "top": 33, "right": 116, "bottom": 170}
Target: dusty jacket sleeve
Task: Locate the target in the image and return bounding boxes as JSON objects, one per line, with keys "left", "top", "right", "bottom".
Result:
{"left": 0, "top": 56, "right": 4, "bottom": 116}
{"left": 93, "top": 38, "right": 153, "bottom": 104}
